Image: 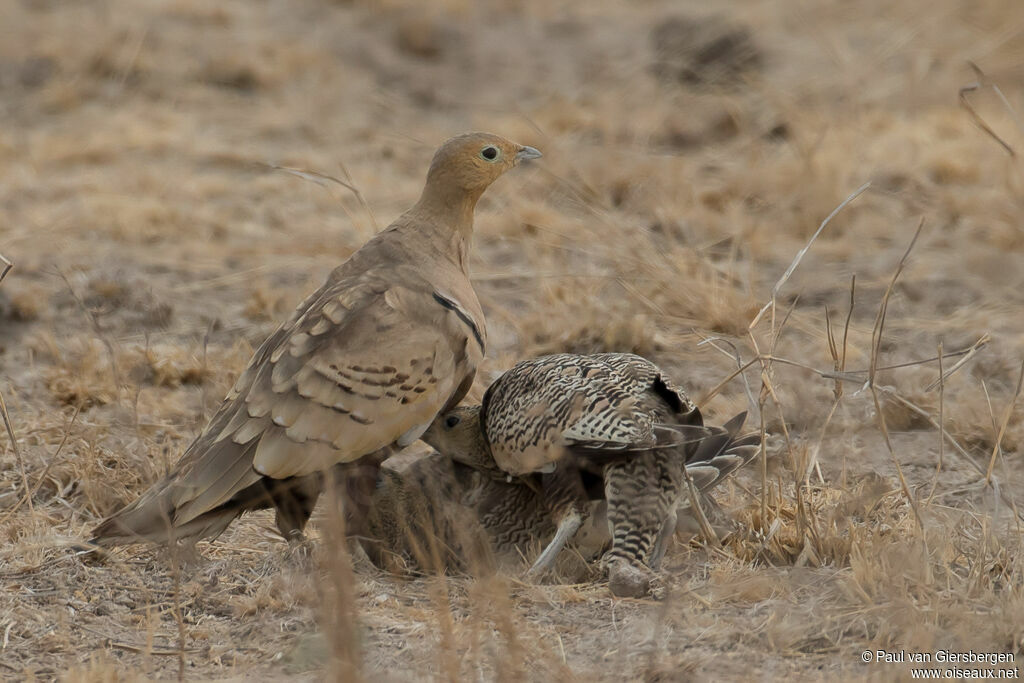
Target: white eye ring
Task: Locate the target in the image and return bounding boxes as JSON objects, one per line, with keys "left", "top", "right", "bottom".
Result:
{"left": 480, "top": 146, "right": 500, "bottom": 162}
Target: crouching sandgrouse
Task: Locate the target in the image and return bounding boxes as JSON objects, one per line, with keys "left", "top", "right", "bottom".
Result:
{"left": 422, "top": 352, "right": 759, "bottom": 597}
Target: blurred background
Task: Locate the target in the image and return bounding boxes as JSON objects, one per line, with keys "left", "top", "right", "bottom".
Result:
{"left": 1, "top": 0, "right": 1023, "bottom": 679}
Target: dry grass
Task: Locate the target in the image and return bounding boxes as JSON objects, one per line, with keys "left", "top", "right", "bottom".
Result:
{"left": 2, "top": 0, "right": 1024, "bottom": 679}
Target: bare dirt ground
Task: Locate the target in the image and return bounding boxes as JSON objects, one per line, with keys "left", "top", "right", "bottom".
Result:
{"left": 2, "top": 0, "right": 1024, "bottom": 679}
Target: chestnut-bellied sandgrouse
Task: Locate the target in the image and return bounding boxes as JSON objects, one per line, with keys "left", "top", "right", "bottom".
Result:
{"left": 422, "top": 352, "right": 759, "bottom": 596}
{"left": 89, "top": 133, "right": 542, "bottom": 548}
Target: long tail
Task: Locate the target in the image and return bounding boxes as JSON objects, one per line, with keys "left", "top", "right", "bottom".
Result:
{"left": 88, "top": 477, "right": 266, "bottom": 547}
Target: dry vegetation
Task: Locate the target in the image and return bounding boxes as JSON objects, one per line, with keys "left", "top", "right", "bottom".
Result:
{"left": 2, "top": 0, "right": 1024, "bottom": 679}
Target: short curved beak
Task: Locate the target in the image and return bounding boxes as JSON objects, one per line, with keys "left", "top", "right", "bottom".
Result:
{"left": 515, "top": 146, "right": 543, "bottom": 163}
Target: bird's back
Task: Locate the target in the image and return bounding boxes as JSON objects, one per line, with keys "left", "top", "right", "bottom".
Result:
{"left": 480, "top": 353, "right": 704, "bottom": 475}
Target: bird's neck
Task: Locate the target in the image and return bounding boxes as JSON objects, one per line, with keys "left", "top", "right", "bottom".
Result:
{"left": 409, "top": 184, "right": 482, "bottom": 270}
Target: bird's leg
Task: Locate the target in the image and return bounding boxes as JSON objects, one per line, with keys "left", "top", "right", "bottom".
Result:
{"left": 648, "top": 507, "right": 677, "bottom": 571}
{"left": 526, "top": 509, "right": 582, "bottom": 579}
{"left": 603, "top": 451, "right": 683, "bottom": 596}
{"left": 259, "top": 474, "right": 323, "bottom": 564}
{"left": 525, "top": 464, "right": 589, "bottom": 579}
{"left": 528, "top": 509, "right": 585, "bottom": 581}
{"left": 332, "top": 450, "right": 390, "bottom": 540}
{"left": 264, "top": 474, "right": 323, "bottom": 544}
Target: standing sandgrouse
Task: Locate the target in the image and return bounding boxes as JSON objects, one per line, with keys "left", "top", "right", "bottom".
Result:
{"left": 89, "top": 133, "right": 542, "bottom": 548}
{"left": 421, "top": 352, "right": 759, "bottom": 596}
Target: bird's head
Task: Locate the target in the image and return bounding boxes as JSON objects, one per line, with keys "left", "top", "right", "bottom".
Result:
{"left": 423, "top": 132, "right": 542, "bottom": 198}
{"left": 422, "top": 404, "right": 505, "bottom": 478}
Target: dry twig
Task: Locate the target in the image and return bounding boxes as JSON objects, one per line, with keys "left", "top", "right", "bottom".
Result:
{"left": 867, "top": 218, "right": 926, "bottom": 531}
{"left": 682, "top": 467, "right": 721, "bottom": 549}
{"left": 0, "top": 255, "right": 32, "bottom": 515}
{"left": 926, "top": 342, "right": 945, "bottom": 504}
{"left": 57, "top": 268, "right": 123, "bottom": 391}
{"left": 959, "top": 61, "right": 1017, "bottom": 157}
{"left": 749, "top": 182, "right": 871, "bottom": 329}
{"left": 266, "top": 163, "right": 379, "bottom": 232}
{"left": 985, "top": 360, "right": 1024, "bottom": 484}
{"left": 0, "top": 407, "right": 79, "bottom": 526}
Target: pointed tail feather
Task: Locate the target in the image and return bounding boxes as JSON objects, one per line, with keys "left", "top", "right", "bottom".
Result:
{"left": 88, "top": 476, "right": 275, "bottom": 547}
{"left": 683, "top": 412, "right": 760, "bottom": 494}
{"left": 89, "top": 507, "right": 240, "bottom": 547}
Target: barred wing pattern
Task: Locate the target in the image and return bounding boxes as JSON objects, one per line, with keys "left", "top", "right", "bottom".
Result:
{"left": 481, "top": 353, "right": 703, "bottom": 475}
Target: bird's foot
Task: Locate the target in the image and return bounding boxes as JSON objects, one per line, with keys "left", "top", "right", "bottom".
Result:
{"left": 284, "top": 533, "right": 316, "bottom": 567}
{"left": 155, "top": 542, "right": 203, "bottom": 570}
{"left": 606, "top": 558, "right": 658, "bottom": 599}
{"left": 72, "top": 541, "right": 111, "bottom": 565}
{"left": 347, "top": 538, "right": 380, "bottom": 574}
{"left": 523, "top": 562, "right": 552, "bottom": 584}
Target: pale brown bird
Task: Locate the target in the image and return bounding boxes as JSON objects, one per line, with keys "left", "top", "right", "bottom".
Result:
{"left": 89, "top": 133, "right": 542, "bottom": 548}
{"left": 421, "top": 352, "right": 759, "bottom": 596}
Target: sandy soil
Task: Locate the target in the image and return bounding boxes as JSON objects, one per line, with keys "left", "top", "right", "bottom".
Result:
{"left": 2, "top": 0, "right": 1024, "bottom": 679}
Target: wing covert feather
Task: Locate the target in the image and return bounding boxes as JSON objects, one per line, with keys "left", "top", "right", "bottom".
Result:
{"left": 168, "top": 281, "right": 479, "bottom": 517}
{"left": 483, "top": 354, "right": 672, "bottom": 475}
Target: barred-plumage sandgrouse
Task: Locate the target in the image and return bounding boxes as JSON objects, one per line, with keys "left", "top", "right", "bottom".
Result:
{"left": 366, "top": 428, "right": 757, "bottom": 578}
{"left": 89, "top": 133, "right": 542, "bottom": 548}
{"left": 421, "top": 352, "right": 759, "bottom": 596}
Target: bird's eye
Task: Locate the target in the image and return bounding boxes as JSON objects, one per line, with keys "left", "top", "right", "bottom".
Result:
{"left": 479, "top": 146, "right": 499, "bottom": 162}
{"left": 445, "top": 415, "right": 461, "bottom": 429}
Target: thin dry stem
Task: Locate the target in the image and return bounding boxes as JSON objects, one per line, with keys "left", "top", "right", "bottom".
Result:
{"left": 0, "top": 406, "right": 78, "bottom": 527}
{"left": 841, "top": 274, "right": 855, "bottom": 379}
{"left": 0, "top": 389, "right": 31, "bottom": 516}
{"left": 57, "top": 268, "right": 123, "bottom": 392}
{"left": 268, "top": 163, "right": 379, "bottom": 232}
{"left": 924, "top": 334, "right": 991, "bottom": 390}
{"left": 758, "top": 341, "right": 987, "bottom": 383}
{"left": 960, "top": 61, "right": 1017, "bottom": 157}
{"left": 985, "top": 359, "right": 1024, "bottom": 483}
{"left": 696, "top": 341, "right": 982, "bottom": 406}
{"left": 695, "top": 335, "right": 758, "bottom": 417}
{"left": 683, "top": 468, "right": 721, "bottom": 549}
{"left": 926, "top": 342, "right": 945, "bottom": 504}
{"left": 695, "top": 354, "right": 761, "bottom": 405}
{"left": 169, "top": 544, "right": 186, "bottom": 683}
{"left": 749, "top": 182, "right": 871, "bottom": 329}
{"left": 0, "top": 255, "right": 31, "bottom": 515}
{"left": 867, "top": 219, "right": 926, "bottom": 531}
